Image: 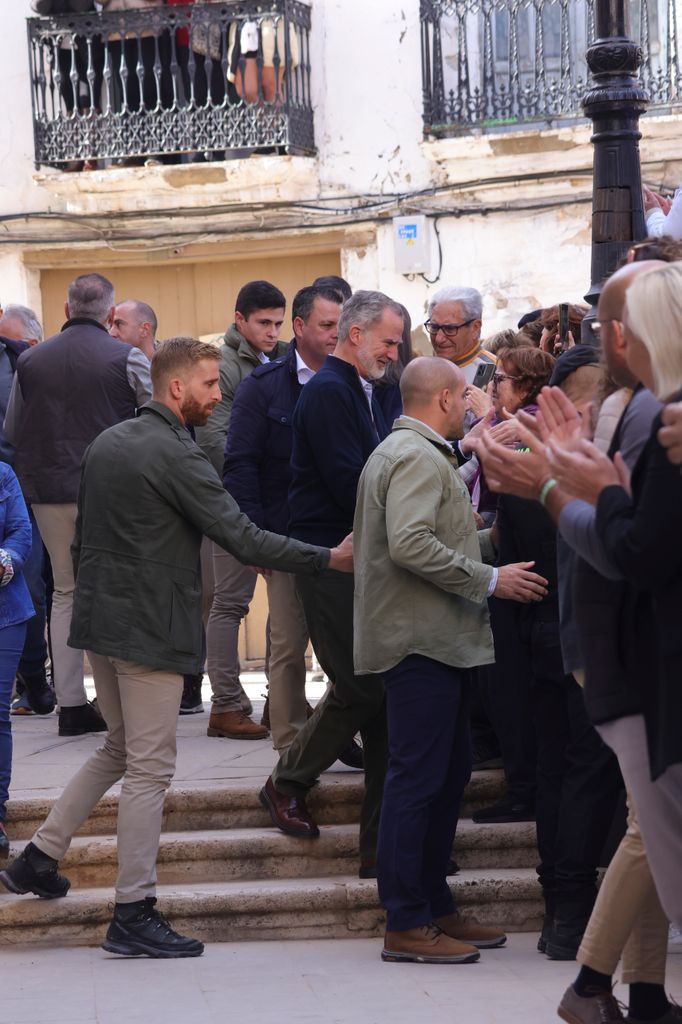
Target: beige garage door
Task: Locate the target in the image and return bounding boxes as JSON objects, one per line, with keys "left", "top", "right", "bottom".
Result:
{"left": 39, "top": 250, "right": 342, "bottom": 341}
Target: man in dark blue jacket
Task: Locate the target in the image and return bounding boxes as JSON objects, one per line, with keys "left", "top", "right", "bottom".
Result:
{"left": 224, "top": 284, "right": 343, "bottom": 753}
{"left": 260, "top": 290, "right": 404, "bottom": 873}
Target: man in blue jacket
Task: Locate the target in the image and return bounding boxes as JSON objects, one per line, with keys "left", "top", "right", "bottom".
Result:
{"left": 224, "top": 284, "right": 343, "bottom": 753}
{"left": 260, "top": 290, "right": 404, "bottom": 872}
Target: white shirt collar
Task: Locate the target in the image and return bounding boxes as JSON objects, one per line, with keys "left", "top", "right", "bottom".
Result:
{"left": 295, "top": 349, "right": 316, "bottom": 385}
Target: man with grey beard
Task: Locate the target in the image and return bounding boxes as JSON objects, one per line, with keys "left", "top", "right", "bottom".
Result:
{"left": 260, "top": 290, "right": 403, "bottom": 875}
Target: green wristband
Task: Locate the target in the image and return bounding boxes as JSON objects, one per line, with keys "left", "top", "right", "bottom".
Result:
{"left": 539, "top": 478, "right": 558, "bottom": 507}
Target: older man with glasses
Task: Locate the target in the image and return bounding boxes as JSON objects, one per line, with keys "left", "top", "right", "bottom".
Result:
{"left": 424, "top": 286, "right": 497, "bottom": 385}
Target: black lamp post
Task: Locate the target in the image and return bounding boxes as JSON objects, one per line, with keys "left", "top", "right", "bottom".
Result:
{"left": 582, "top": 0, "right": 649, "bottom": 331}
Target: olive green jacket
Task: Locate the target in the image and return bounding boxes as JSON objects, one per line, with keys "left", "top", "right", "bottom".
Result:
{"left": 194, "top": 324, "right": 288, "bottom": 475}
{"left": 69, "top": 402, "right": 328, "bottom": 674}
{"left": 353, "top": 416, "right": 496, "bottom": 674}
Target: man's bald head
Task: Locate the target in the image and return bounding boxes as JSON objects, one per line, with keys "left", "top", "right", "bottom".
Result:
{"left": 399, "top": 357, "right": 467, "bottom": 440}
{"left": 597, "top": 260, "right": 668, "bottom": 388}
{"left": 599, "top": 260, "right": 667, "bottom": 321}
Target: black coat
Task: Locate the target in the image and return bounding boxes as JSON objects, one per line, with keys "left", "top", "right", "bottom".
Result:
{"left": 596, "top": 408, "right": 682, "bottom": 779}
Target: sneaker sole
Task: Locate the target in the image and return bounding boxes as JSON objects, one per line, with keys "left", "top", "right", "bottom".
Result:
{"left": 207, "top": 728, "right": 268, "bottom": 739}
{"left": 258, "top": 788, "right": 319, "bottom": 838}
{"left": 381, "top": 948, "right": 480, "bottom": 964}
{"left": 465, "top": 935, "right": 507, "bottom": 949}
{"left": 0, "top": 869, "right": 70, "bottom": 899}
{"left": 178, "top": 705, "right": 205, "bottom": 715}
{"left": 102, "top": 937, "right": 204, "bottom": 958}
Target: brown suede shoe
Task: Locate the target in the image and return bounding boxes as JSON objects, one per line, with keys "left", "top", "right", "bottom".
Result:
{"left": 382, "top": 924, "right": 480, "bottom": 964}
{"left": 207, "top": 711, "right": 269, "bottom": 740}
{"left": 434, "top": 911, "right": 507, "bottom": 949}
{"left": 259, "top": 777, "right": 320, "bottom": 838}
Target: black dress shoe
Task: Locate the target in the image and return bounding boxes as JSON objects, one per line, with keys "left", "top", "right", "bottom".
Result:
{"left": 259, "top": 777, "right": 319, "bottom": 838}
{"left": 58, "top": 701, "right": 107, "bottom": 737}
{"left": 0, "top": 842, "right": 70, "bottom": 898}
{"left": 337, "top": 738, "right": 364, "bottom": 770}
{"left": 472, "top": 797, "right": 536, "bottom": 824}
{"left": 16, "top": 671, "right": 55, "bottom": 715}
{"left": 102, "top": 898, "right": 204, "bottom": 958}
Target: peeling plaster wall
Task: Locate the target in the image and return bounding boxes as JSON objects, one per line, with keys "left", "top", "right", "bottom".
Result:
{"left": 311, "top": 0, "right": 431, "bottom": 195}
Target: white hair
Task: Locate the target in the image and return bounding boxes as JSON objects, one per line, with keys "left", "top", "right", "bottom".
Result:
{"left": 624, "top": 262, "right": 682, "bottom": 400}
{"left": 427, "top": 285, "right": 483, "bottom": 321}
{"left": 0, "top": 304, "right": 43, "bottom": 343}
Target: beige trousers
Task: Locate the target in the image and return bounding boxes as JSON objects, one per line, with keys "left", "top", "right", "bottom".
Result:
{"left": 34, "top": 655, "right": 183, "bottom": 904}
{"left": 577, "top": 791, "right": 668, "bottom": 984}
{"left": 265, "top": 570, "right": 310, "bottom": 752}
{"left": 32, "top": 503, "right": 86, "bottom": 707}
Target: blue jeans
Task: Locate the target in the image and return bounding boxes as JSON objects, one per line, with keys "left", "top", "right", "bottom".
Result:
{"left": 0, "top": 622, "right": 28, "bottom": 821}
{"left": 377, "top": 654, "right": 472, "bottom": 932}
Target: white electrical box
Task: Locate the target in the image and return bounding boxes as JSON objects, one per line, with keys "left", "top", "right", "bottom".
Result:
{"left": 393, "top": 215, "right": 432, "bottom": 275}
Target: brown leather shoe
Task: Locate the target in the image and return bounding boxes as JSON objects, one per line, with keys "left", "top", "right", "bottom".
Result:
{"left": 382, "top": 924, "right": 480, "bottom": 964}
{"left": 207, "top": 711, "right": 268, "bottom": 740}
{"left": 434, "top": 911, "right": 507, "bottom": 948}
{"left": 259, "top": 777, "right": 319, "bottom": 838}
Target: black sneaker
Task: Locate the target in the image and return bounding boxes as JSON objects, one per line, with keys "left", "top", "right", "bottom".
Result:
{"left": 0, "top": 842, "right": 71, "bottom": 898}
{"left": 471, "top": 797, "right": 536, "bottom": 824}
{"left": 179, "top": 674, "right": 204, "bottom": 715}
{"left": 102, "top": 898, "right": 204, "bottom": 958}
{"left": 58, "top": 701, "right": 107, "bottom": 737}
{"left": 17, "top": 671, "right": 55, "bottom": 716}
{"left": 338, "top": 738, "right": 364, "bottom": 770}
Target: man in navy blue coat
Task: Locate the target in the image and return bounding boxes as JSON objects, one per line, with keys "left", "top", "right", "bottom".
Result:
{"left": 223, "top": 284, "right": 343, "bottom": 753}
{"left": 259, "top": 290, "right": 404, "bottom": 873}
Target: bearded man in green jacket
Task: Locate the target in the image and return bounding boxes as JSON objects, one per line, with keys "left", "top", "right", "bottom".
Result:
{"left": 0, "top": 337, "right": 352, "bottom": 960}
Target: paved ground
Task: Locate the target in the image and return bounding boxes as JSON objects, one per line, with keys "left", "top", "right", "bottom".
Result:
{"left": 5, "top": 675, "right": 682, "bottom": 1023}
{"left": 2, "top": 933, "right": 680, "bottom": 1024}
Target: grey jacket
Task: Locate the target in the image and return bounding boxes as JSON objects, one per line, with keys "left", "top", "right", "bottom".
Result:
{"left": 353, "top": 416, "right": 495, "bottom": 675}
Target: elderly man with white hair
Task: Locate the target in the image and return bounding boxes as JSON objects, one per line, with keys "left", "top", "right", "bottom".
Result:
{"left": 425, "top": 286, "right": 497, "bottom": 385}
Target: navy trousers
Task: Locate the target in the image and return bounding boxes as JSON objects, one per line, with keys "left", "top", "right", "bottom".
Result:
{"left": 377, "top": 653, "right": 472, "bottom": 932}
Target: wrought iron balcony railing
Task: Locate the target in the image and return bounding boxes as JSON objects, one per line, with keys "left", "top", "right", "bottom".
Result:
{"left": 27, "top": 1, "right": 313, "bottom": 168}
{"left": 421, "top": 0, "right": 682, "bottom": 137}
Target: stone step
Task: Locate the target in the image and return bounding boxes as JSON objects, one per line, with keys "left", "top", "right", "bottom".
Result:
{"left": 6, "top": 819, "right": 537, "bottom": 890}
{"left": 0, "top": 870, "right": 544, "bottom": 948}
{"left": 5, "top": 770, "right": 507, "bottom": 841}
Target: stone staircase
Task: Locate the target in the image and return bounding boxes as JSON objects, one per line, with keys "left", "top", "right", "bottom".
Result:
{"left": 0, "top": 770, "right": 544, "bottom": 948}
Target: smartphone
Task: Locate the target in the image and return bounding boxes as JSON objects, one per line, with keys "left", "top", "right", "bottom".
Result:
{"left": 558, "top": 303, "right": 570, "bottom": 350}
{"left": 472, "top": 362, "right": 495, "bottom": 389}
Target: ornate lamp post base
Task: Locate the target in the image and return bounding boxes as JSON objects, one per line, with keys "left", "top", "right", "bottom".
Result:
{"left": 582, "top": 0, "right": 649, "bottom": 329}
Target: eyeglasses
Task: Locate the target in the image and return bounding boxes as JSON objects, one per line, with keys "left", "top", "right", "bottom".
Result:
{"left": 591, "top": 318, "right": 622, "bottom": 338}
{"left": 424, "top": 318, "right": 475, "bottom": 339}
{"left": 492, "top": 372, "right": 521, "bottom": 386}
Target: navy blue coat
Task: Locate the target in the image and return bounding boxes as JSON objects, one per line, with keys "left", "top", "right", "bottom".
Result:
{"left": 223, "top": 342, "right": 303, "bottom": 535}
{"left": 288, "top": 355, "right": 388, "bottom": 547}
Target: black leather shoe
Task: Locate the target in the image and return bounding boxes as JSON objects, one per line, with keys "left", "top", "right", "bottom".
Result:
{"left": 102, "top": 898, "right": 204, "bottom": 958}
{"left": 472, "top": 797, "right": 536, "bottom": 824}
{"left": 338, "top": 738, "right": 364, "bottom": 770}
{"left": 0, "top": 842, "right": 70, "bottom": 898}
{"left": 17, "top": 671, "right": 55, "bottom": 716}
{"left": 537, "top": 913, "right": 553, "bottom": 953}
{"left": 58, "top": 701, "right": 107, "bottom": 736}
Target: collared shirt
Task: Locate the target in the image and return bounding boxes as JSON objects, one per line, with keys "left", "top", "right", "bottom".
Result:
{"left": 258, "top": 351, "right": 270, "bottom": 365}
{"left": 360, "top": 377, "right": 375, "bottom": 420}
{"left": 295, "top": 349, "right": 315, "bottom": 386}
